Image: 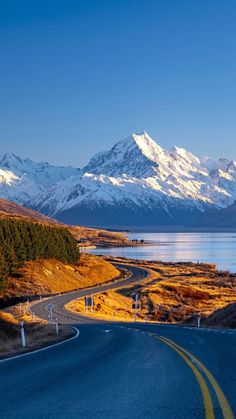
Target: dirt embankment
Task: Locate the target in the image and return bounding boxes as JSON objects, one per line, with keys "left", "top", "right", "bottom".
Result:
{"left": 66, "top": 256, "right": 236, "bottom": 327}
{"left": 0, "top": 253, "right": 120, "bottom": 305}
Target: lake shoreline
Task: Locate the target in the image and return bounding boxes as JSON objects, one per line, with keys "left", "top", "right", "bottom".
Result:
{"left": 95, "top": 226, "right": 236, "bottom": 233}
{"left": 88, "top": 231, "right": 236, "bottom": 273}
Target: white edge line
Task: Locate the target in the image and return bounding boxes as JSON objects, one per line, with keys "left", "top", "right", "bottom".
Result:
{"left": 0, "top": 326, "right": 80, "bottom": 364}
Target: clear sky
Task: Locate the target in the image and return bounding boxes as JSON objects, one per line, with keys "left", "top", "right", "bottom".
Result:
{"left": 0, "top": 0, "right": 236, "bottom": 167}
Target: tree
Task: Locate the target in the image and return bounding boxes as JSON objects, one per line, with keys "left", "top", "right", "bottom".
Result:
{"left": 0, "top": 217, "right": 79, "bottom": 288}
{"left": 0, "top": 247, "right": 7, "bottom": 290}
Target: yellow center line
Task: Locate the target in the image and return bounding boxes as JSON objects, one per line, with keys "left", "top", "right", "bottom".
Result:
{"left": 159, "top": 336, "right": 235, "bottom": 419}
{"left": 156, "top": 336, "right": 215, "bottom": 419}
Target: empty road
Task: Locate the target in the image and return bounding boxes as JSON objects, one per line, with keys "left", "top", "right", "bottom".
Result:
{"left": 0, "top": 264, "right": 235, "bottom": 419}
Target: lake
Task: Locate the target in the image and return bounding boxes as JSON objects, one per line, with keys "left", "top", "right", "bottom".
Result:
{"left": 90, "top": 232, "right": 236, "bottom": 273}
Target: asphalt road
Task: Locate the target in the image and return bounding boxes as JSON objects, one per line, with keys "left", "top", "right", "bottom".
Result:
{"left": 30, "top": 263, "right": 148, "bottom": 324}
{"left": 1, "top": 264, "right": 235, "bottom": 419}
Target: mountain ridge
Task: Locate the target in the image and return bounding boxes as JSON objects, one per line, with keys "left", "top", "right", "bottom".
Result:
{"left": 1, "top": 132, "right": 236, "bottom": 227}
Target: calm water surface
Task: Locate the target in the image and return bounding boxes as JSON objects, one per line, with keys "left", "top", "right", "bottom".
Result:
{"left": 90, "top": 232, "right": 236, "bottom": 273}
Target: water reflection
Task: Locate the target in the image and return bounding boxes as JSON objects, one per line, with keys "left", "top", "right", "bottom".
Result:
{"left": 89, "top": 232, "right": 236, "bottom": 273}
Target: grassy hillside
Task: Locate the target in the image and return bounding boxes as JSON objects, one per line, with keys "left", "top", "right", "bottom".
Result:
{"left": 203, "top": 302, "right": 236, "bottom": 328}
{"left": 0, "top": 217, "right": 79, "bottom": 291}
{"left": 0, "top": 198, "right": 137, "bottom": 248}
{"left": 0, "top": 199, "right": 122, "bottom": 307}
{"left": 0, "top": 198, "right": 56, "bottom": 223}
{"left": 1, "top": 254, "right": 120, "bottom": 302}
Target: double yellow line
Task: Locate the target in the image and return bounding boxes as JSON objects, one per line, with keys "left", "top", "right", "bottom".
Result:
{"left": 149, "top": 333, "right": 234, "bottom": 419}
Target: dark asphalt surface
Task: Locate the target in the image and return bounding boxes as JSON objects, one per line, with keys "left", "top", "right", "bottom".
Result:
{"left": 31, "top": 263, "right": 148, "bottom": 324}
{"left": 1, "top": 264, "right": 235, "bottom": 419}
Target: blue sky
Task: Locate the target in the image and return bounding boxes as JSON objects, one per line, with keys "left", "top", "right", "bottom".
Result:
{"left": 0, "top": 0, "right": 236, "bottom": 166}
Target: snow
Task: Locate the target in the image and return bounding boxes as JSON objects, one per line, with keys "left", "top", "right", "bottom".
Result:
{"left": 1, "top": 132, "right": 236, "bottom": 218}
{"left": 0, "top": 153, "right": 79, "bottom": 205}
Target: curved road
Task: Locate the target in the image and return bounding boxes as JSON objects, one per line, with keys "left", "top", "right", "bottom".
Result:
{"left": 0, "top": 264, "right": 235, "bottom": 419}
{"left": 31, "top": 263, "right": 148, "bottom": 323}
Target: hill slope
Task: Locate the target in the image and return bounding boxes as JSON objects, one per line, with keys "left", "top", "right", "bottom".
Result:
{"left": 1, "top": 254, "right": 119, "bottom": 303}
{"left": 203, "top": 302, "right": 236, "bottom": 328}
{"left": 195, "top": 200, "right": 236, "bottom": 228}
{"left": 0, "top": 198, "right": 56, "bottom": 223}
{"left": 0, "top": 199, "right": 121, "bottom": 306}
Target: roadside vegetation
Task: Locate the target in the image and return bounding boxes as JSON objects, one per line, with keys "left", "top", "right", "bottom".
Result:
{"left": 0, "top": 308, "right": 72, "bottom": 357}
{"left": 1, "top": 253, "right": 120, "bottom": 302}
{"left": 0, "top": 218, "right": 79, "bottom": 291}
{"left": 67, "top": 256, "right": 236, "bottom": 327}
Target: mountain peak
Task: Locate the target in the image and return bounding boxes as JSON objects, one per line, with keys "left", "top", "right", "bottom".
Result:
{"left": 84, "top": 132, "right": 165, "bottom": 178}
{"left": 0, "top": 152, "right": 23, "bottom": 166}
{"left": 129, "top": 131, "right": 164, "bottom": 159}
{"left": 170, "top": 145, "right": 200, "bottom": 164}
{"left": 2, "top": 132, "right": 236, "bottom": 228}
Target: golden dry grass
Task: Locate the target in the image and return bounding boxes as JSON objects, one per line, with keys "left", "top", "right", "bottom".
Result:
{"left": 67, "top": 291, "right": 136, "bottom": 321}
{"left": 0, "top": 309, "right": 72, "bottom": 357}
{"left": 67, "top": 256, "right": 236, "bottom": 324}
{"left": 1, "top": 253, "right": 119, "bottom": 301}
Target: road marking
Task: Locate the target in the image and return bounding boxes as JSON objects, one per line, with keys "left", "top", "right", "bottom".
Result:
{"left": 156, "top": 336, "right": 215, "bottom": 419}
{"left": 118, "top": 325, "right": 234, "bottom": 419}
{"left": 159, "top": 336, "right": 235, "bottom": 419}
{"left": 0, "top": 327, "right": 80, "bottom": 364}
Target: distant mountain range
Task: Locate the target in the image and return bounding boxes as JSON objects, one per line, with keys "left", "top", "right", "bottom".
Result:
{"left": 1, "top": 132, "right": 236, "bottom": 227}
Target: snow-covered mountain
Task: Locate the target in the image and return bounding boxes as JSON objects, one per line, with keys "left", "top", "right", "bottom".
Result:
{"left": 1, "top": 132, "right": 236, "bottom": 227}
{"left": 0, "top": 152, "right": 79, "bottom": 204}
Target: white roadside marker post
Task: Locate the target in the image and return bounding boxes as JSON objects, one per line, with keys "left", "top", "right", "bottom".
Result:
{"left": 134, "top": 305, "right": 137, "bottom": 322}
{"left": 19, "top": 321, "right": 26, "bottom": 348}
{"left": 133, "top": 293, "right": 140, "bottom": 322}
{"left": 197, "top": 314, "right": 201, "bottom": 328}
{"left": 55, "top": 318, "right": 59, "bottom": 335}
{"left": 48, "top": 303, "right": 54, "bottom": 323}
